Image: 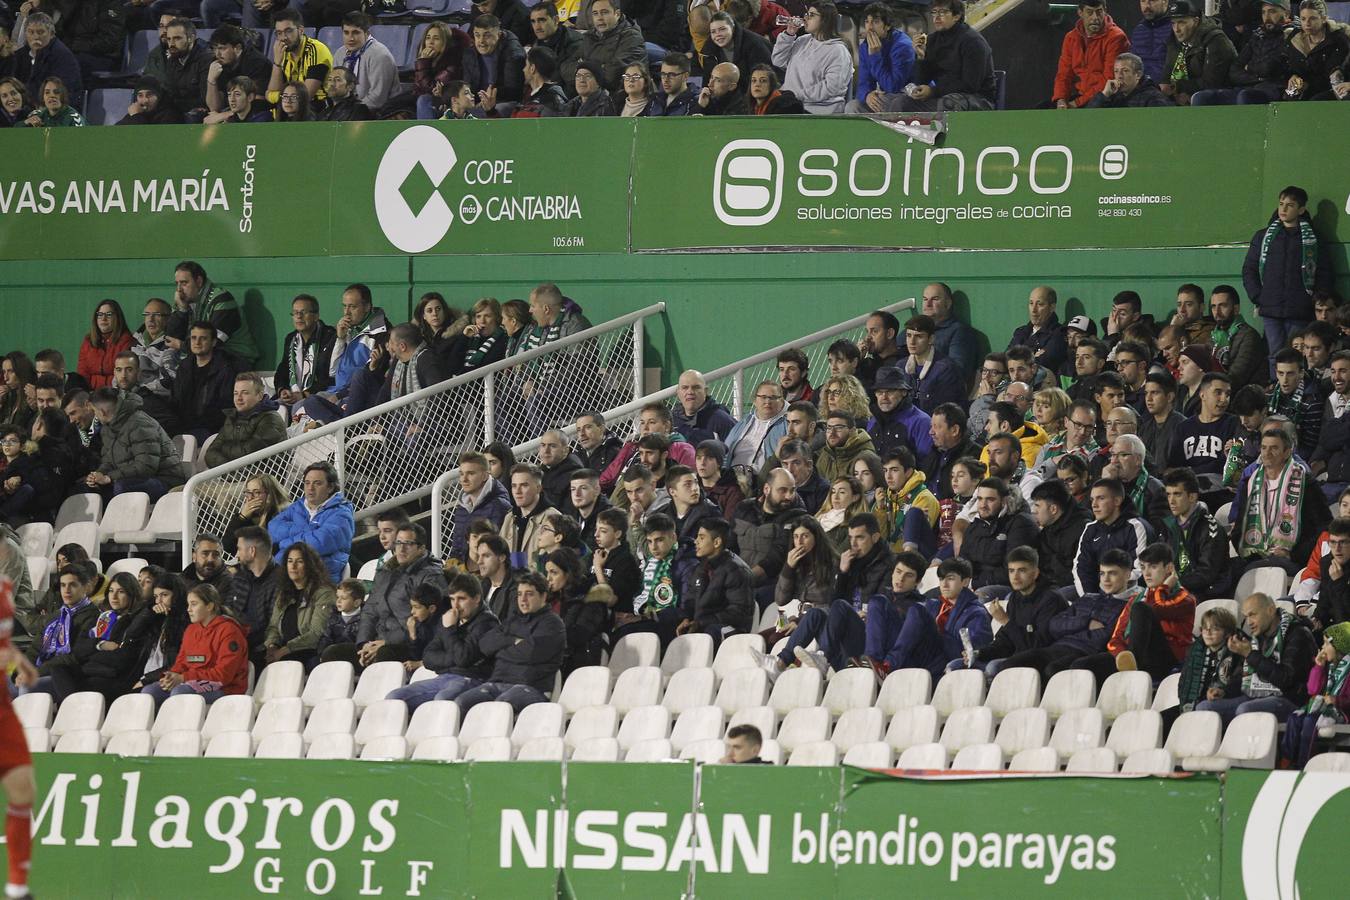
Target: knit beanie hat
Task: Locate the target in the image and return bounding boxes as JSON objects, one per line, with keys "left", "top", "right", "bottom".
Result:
{"left": 1180, "top": 344, "right": 1220, "bottom": 373}
{"left": 1326, "top": 621, "right": 1350, "bottom": 656}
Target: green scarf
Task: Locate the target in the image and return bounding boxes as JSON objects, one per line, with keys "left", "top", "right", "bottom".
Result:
{"left": 1259, "top": 218, "right": 1318, "bottom": 293}
{"left": 634, "top": 555, "right": 676, "bottom": 615}
{"left": 1165, "top": 515, "right": 1192, "bottom": 576}
{"left": 1239, "top": 460, "right": 1305, "bottom": 558}
{"left": 1243, "top": 610, "right": 1293, "bottom": 697}
{"left": 1211, "top": 313, "right": 1248, "bottom": 354}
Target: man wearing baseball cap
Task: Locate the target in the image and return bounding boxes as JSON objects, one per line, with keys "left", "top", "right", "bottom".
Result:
{"left": 1192, "top": 0, "right": 1295, "bottom": 104}
{"left": 1160, "top": 0, "right": 1237, "bottom": 105}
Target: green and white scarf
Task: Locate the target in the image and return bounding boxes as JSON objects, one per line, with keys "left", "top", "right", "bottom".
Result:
{"left": 634, "top": 555, "right": 677, "bottom": 615}
{"left": 462, "top": 327, "right": 506, "bottom": 372}
{"left": 1240, "top": 460, "right": 1305, "bottom": 557}
{"left": 1211, "top": 313, "right": 1247, "bottom": 356}
{"left": 1259, "top": 218, "right": 1318, "bottom": 293}
{"left": 1243, "top": 610, "right": 1293, "bottom": 697}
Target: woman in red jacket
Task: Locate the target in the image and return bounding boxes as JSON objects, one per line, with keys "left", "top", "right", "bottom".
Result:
{"left": 77, "top": 299, "right": 134, "bottom": 390}
{"left": 141, "top": 583, "right": 248, "bottom": 708}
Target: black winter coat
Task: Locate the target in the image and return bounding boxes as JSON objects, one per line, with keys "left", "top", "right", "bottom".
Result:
{"left": 422, "top": 605, "right": 500, "bottom": 678}
{"left": 964, "top": 510, "right": 1039, "bottom": 589}
{"left": 1046, "top": 591, "right": 1126, "bottom": 655}
{"left": 1009, "top": 314, "right": 1068, "bottom": 376}
{"left": 1164, "top": 509, "right": 1229, "bottom": 601}
{"left": 79, "top": 605, "right": 160, "bottom": 688}
{"left": 914, "top": 20, "right": 995, "bottom": 102}
{"left": 682, "top": 551, "right": 755, "bottom": 633}
{"left": 1243, "top": 212, "right": 1334, "bottom": 321}
{"left": 976, "top": 583, "right": 1067, "bottom": 661}
{"left": 479, "top": 606, "right": 567, "bottom": 692}
{"left": 835, "top": 541, "right": 896, "bottom": 604}
{"left": 1037, "top": 506, "right": 1089, "bottom": 590}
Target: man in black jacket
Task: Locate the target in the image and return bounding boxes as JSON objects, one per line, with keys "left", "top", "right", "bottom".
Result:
{"left": 474, "top": 0, "right": 535, "bottom": 47}
{"left": 1007, "top": 286, "right": 1069, "bottom": 377}
{"left": 835, "top": 513, "right": 897, "bottom": 604}
{"left": 963, "top": 477, "right": 1038, "bottom": 590}
{"left": 531, "top": 3, "right": 583, "bottom": 93}
{"left": 1197, "top": 592, "right": 1316, "bottom": 725}
{"left": 696, "top": 62, "right": 750, "bottom": 114}
{"left": 467, "top": 14, "right": 526, "bottom": 108}
{"left": 206, "top": 26, "right": 273, "bottom": 118}
{"left": 897, "top": 0, "right": 996, "bottom": 111}
{"left": 144, "top": 18, "right": 212, "bottom": 121}
{"left": 514, "top": 46, "right": 569, "bottom": 117}
{"left": 317, "top": 68, "right": 373, "bottom": 121}
{"left": 1, "top": 13, "right": 84, "bottom": 106}
{"left": 677, "top": 518, "right": 756, "bottom": 643}
{"left": 1073, "top": 478, "right": 1154, "bottom": 597}
{"left": 1243, "top": 185, "right": 1334, "bottom": 358}
{"left": 274, "top": 294, "right": 340, "bottom": 405}
{"left": 960, "top": 547, "right": 1067, "bottom": 678}
{"left": 1030, "top": 480, "right": 1089, "bottom": 590}
{"left": 453, "top": 572, "right": 566, "bottom": 715}
{"left": 62, "top": 0, "right": 128, "bottom": 81}
{"left": 924, "top": 404, "right": 979, "bottom": 501}
{"left": 590, "top": 507, "right": 642, "bottom": 611}
{"left": 575, "top": 412, "right": 624, "bottom": 474}
{"left": 1084, "top": 52, "right": 1171, "bottom": 107}
{"left": 732, "top": 469, "right": 807, "bottom": 596}
{"left": 1311, "top": 351, "right": 1350, "bottom": 501}
{"left": 387, "top": 574, "right": 500, "bottom": 711}
{"left": 539, "top": 430, "right": 584, "bottom": 511}
{"left": 226, "top": 526, "right": 281, "bottom": 672}
{"left": 1160, "top": 467, "right": 1229, "bottom": 601}
{"left": 171, "top": 323, "right": 237, "bottom": 441}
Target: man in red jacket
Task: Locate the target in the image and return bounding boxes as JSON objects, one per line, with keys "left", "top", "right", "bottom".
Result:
{"left": 1052, "top": 0, "right": 1130, "bottom": 107}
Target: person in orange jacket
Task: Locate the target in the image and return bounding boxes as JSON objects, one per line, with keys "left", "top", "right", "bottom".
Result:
{"left": 1052, "top": 0, "right": 1130, "bottom": 107}
{"left": 141, "top": 583, "right": 248, "bottom": 707}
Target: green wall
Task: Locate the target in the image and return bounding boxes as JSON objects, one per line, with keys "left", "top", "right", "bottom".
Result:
{"left": 4, "top": 245, "right": 1348, "bottom": 384}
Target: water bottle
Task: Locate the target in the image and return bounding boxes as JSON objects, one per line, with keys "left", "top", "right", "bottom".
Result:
{"left": 777, "top": 601, "right": 792, "bottom": 631}
{"left": 775, "top": 14, "right": 805, "bottom": 27}
{"left": 852, "top": 588, "right": 863, "bottom": 614}
{"left": 1222, "top": 440, "right": 1244, "bottom": 486}
{"left": 960, "top": 627, "right": 975, "bottom": 668}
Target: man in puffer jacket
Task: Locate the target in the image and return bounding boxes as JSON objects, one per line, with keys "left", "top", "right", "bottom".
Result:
{"left": 1052, "top": 0, "right": 1129, "bottom": 107}
{"left": 1000, "top": 555, "right": 1131, "bottom": 678}
{"left": 387, "top": 573, "right": 500, "bottom": 711}
{"left": 1192, "top": 1, "right": 1294, "bottom": 104}
{"left": 1072, "top": 479, "right": 1154, "bottom": 597}
{"left": 1131, "top": 0, "right": 1172, "bottom": 81}
{"left": 580, "top": 0, "right": 648, "bottom": 90}
{"left": 84, "top": 388, "right": 184, "bottom": 501}
{"left": 1242, "top": 186, "right": 1334, "bottom": 352}
{"left": 1161, "top": 1, "right": 1237, "bottom": 104}
{"left": 678, "top": 518, "right": 756, "bottom": 640}
{"left": 268, "top": 461, "right": 356, "bottom": 584}
{"left": 452, "top": 571, "right": 566, "bottom": 714}
{"left": 354, "top": 523, "right": 447, "bottom": 666}
{"left": 897, "top": 0, "right": 996, "bottom": 111}
{"left": 202, "top": 373, "right": 287, "bottom": 468}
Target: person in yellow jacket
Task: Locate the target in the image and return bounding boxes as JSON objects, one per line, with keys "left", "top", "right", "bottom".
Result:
{"left": 872, "top": 448, "right": 940, "bottom": 557}
{"left": 979, "top": 401, "right": 1048, "bottom": 470}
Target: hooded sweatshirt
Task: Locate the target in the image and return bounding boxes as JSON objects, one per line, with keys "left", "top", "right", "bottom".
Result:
{"left": 772, "top": 31, "right": 853, "bottom": 114}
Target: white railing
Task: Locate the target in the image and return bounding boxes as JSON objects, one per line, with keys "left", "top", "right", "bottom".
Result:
{"left": 182, "top": 303, "right": 665, "bottom": 565}
{"left": 430, "top": 299, "right": 915, "bottom": 558}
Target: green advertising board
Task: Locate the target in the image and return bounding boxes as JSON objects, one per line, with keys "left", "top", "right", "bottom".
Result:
{"left": 14, "top": 754, "right": 1347, "bottom": 898}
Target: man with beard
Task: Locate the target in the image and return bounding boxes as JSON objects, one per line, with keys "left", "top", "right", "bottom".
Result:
{"left": 1131, "top": 0, "right": 1172, "bottom": 81}
{"left": 267, "top": 8, "right": 333, "bottom": 105}
{"left": 1311, "top": 351, "right": 1350, "bottom": 501}
{"left": 1210, "top": 284, "right": 1269, "bottom": 388}
{"left": 731, "top": 468, "right": 807, "bottom": 603}
{"left": 205, "top": 26, "right": 272, "bottom": 118}
{"left": 182, "top": 535, "right": 232, "bottom": 594}
{"left": 816, "top": 411, "right": 878, "bottom": 484}
{"left": 1192, "top": 0, "right": 1295, "bottom": 105}
{"left": 144, "top": 17, "right": 211, "bottom": 120}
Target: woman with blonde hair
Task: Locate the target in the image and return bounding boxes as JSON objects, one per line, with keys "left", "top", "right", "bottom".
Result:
{"left": 413, "top": 21, "right": 470, "bottom": 119}
{"left": 223, "top": 473, "right": 287, "bottom": 554}
{"left": 1031, "top": 387, "right": 1070, "bottom": 443}
{"left": 447, "top": 297, "right": 509, "bottom": 375}
{"left": 818, "top": 374, "right": 871, "bottom": 423}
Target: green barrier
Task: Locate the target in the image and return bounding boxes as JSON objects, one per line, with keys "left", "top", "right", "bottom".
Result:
{"left": 1, "top": 107, "right": 1346, "bottom": 260}
{"left": 14, "top": 754, "right": 1348, "bottom": 897}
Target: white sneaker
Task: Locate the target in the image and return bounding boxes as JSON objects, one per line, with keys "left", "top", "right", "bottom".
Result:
{"left": 794, "top": 646, "right": 829, "bottom": 676}
{"left": 760, "top": 654, "right": 783, "bottom": 681}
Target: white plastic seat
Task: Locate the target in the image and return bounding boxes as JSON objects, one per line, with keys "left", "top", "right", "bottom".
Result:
{"left": 359, "top": 736, "right": 409, "bottom": 760}
{"left": 1163, "top": 710, "right": 1222, "bottom": 760}
{"left": 932, "top": 669, "right": 987, "bottom": 719}
{"left": 25, "top": 557, "right": 48, "bottom": 592}
{"left": 301, "top": 661, "right": 355, "bottom": 710}
{"left": 410, "top": 736, "right": 461, "bottom": 761}
{"left": 50, "top": 522, "right": 98, "bottom": 563}
{"left": 768, "top": 666, "right": 823, "bottom": 718}
{"left": 831, "top": 707, "right": 884, "bottom": 754}
{"left": 714, "top": 668, "right": 771, "bottom": 716}
{"left": 516, "top": 736, "right": 567, "bottom": 761}
{"left": 306, "top": 733, "right": 356, "bottom": 759}
{"left": 776, "top": 707, "right": 831, "bottom": 754}
{"left": 608, "top": 632, "right": 659, "bottom": 680}
{"left": 1048, "top": 707, "right": 1105, "bottom": 761}
{"left": 610, "top": 666, "right": 662, "bottom": 716}
{"left": 661, "top": 633, "right": 714, "bottom": 683}
{"left": 616, "top": 705, "right": 671, "bottom": 751}
{"left": 1009, "top": 746, "right": 1061, "bottom": 772}
{"left": 153, "top": 731, "right": 202, "bottom": 757}
{"left": 50, "top": 691, "right": 105, "bottom": 738}
{"left": 726, "top": 705, "right": 777, "bottom": 741}
{"left": 670, "top": 706, "right": 726, "bottom": 753}
{"left": 13, "top": 693, "right": 53, "bottom": 729}
{"left": 558, "top": 666, "right": 612, "bottom": 716}
{"left": 354, "top": 699, "right": 409, "bottom": 749}
{"left": 302, "top": 698, "right": 356, "bottom": 749}
{"left": 405, "top": 701, "right": 460, "bottom": 751}
{"left": 173, "top": 433, "right": 197, "bottom": 465}
{"left": 939, "top": 706, "right": 995, "bottom": 754}
{"left": 821, "top": 668, "right": 878, "bottom": 717}
{"left": 510, "top": 702, "right": 565, "bottom": 750}
{"left": 252, "top": 659, "right": 305, "bottom": 708}
{"left": 787, "top": 740, "right": 840, "bottom": 766}
{"left": 1106, "top": 709, "right": 1165, "bottom": 758}
{"left": 1039, "top": 670, "right": 1097, "bottom": 720}
{"left": 16, "top": 522, "right": 54, "bottom": 559}
{"left": 1184, "top": 711, "right": 1277, "bottom": 772}
{"left": 564, "top": 705, "right": 619, "bottom": 754}
{"left": 201, "top": 695, "right": 255, "bottom": 744}
{"left": 459, "top": 701, "right": 514, "bottom": 745}
{"left": 255, "top": 732, "right": 304, "bottom": 759}
{"left": 994, "top": 708, "right": 1050, "bottom": 760}
{"left": 150, "top": 693, "right": 205, "bottom": 747}
{"left": 1121, "top": 748, "right": 1175, "bottom": 775}
{"left": 1191, "top": 598, "right": 1239, "bottom": 636}
{"left": 985, "top": 667, "right": 1041, "bottom": 719}
{"left": 54, "top": 493, "right": 101, "bottom": 532}
{"left": 97, "top": 492, "right": 150, "bottom": 544}
{"left": 679, "top": 738, "right": 726, "bottom": 764}
{"left": 409, "top": 666, "right": 438, "bottom": 684}
{"left": 54, "top": 730, "right": 103, "bottom": 753}
{"left": 353, "top": 661, "right": 407, "bottom": 711}
{"left": 571, "top": 737, "right": 620, "bottom": 762}
{"left": 113, "top": 494, "right": 184, "bottom": 544}
{"left": 897, "top": 742, "right": 948, "bottom": 769}
{"left": 1237, "top": 566, "right": 1289, "bottom": 603}
{"left": 885, "top": 704, "right": 940, "bottom": 753}
{"left": 1151, "top": 673, "right": 1181, "bottom": 712}
{"left": 1305, "top": 752, "right": 1350, "bottom": 772}
{"left": 952, "top": 742, "right": 1005, "bottom": 770}
{"left": 877, "top": 669, "right": 933, "bottom": 715}
{"left": 203, "top": 731, "right": 252, "bottom": 758}
{"left": 25, "top": 728, "right": 50, "bottom": 753}
{"left": 711, "top": 633, "right": 766, "bottom": 684}
{"left": 250, "top": 697, "right": 304, "bottom": 753}
{"left": 1066, "top": 747, "right": 1119, "bottom": 773}
{"left": 105, "top": 557, "right": 149, "bottom": 579}
{"left": 758, "top": 738, "right": 783, "bottom": 765}
{"left": 1096, "top": 671, "right": 1153, "bottom": 722}
{"left": 661, "top": 667, "right": 715, "bottom": 715}
{"left": 843, "top": 741, "right": 894, "bottom": 768}
{"left": 104, "top": 730, "right": 152, "bottom": 756}
{"left": 356, "top": 559, "right": 380, "bottom": 581}
{"left": 625, "top": 738, "right": 675, "bottom": 762}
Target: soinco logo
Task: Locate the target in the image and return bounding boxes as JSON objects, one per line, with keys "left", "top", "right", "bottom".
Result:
{"left": 1242, "top": 771, "right": 1350, "bottom": 899}
{"left": 713, "top": 139, "right": 783, "bottom": 226}
{"left": 374, "top": 126, "right": 457, "bottom": 253}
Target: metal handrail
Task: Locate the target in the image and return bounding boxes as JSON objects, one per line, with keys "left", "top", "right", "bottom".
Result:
{"left": 430, "top": 298, "right": 915, "bottom": 556}
{"left": 182, "top": 302, "right": 665, "bottom": 564}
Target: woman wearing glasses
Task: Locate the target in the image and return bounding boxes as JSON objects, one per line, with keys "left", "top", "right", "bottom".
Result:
{"left": 77, "top": 299, "right": 134, "bottom": 390}
{"left": 771, "top": 2, "right": 853, "bottom": 114}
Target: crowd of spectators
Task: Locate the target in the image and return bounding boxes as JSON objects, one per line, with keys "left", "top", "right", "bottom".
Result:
{"left": 2, "top": 0, "right": 1346, "bottom": 127}
{"left": 4, "top": 182, "right": 1348, "bottom": 765}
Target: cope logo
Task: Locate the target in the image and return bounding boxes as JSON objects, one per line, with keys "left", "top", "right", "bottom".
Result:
{"left": 374, "top": 125, "right": 457, "bottom": 253}
{"left": 713, "top": 140, "right": 783, "bottom": 226}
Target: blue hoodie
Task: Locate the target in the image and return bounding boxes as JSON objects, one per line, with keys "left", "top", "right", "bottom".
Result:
{"left": 856, "top": 28, "right": 916, "bottom": 100}
{"left": 268, "top": 491, "right": 356, "bottom": 583}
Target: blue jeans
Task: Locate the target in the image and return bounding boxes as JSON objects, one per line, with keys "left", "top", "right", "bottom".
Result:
{"left": 1196, "top": 693, "right": 1298, "bottom": 726}
{"left": 452, "top": 681, "right": 548, "bottom": 716}
{"left": 944, "top": 655, "right": 1011, "bottom": 680}
{"left": 386, "top": 673, "right": 480, "bottom": 711}
{"left": 866, "top": 599, "right": 950, "bottom": 680}
{"left": 777, "top": 599, "right": 865, "bottom": 671}
{"left": 113, "top": 476, "right": 168, "bottom": 502}
{"left": 1260, "top": 316, "right": 1310, "bottom": 360}
{"left": 141, "top": 682, "right": 226, "bottom": 708}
